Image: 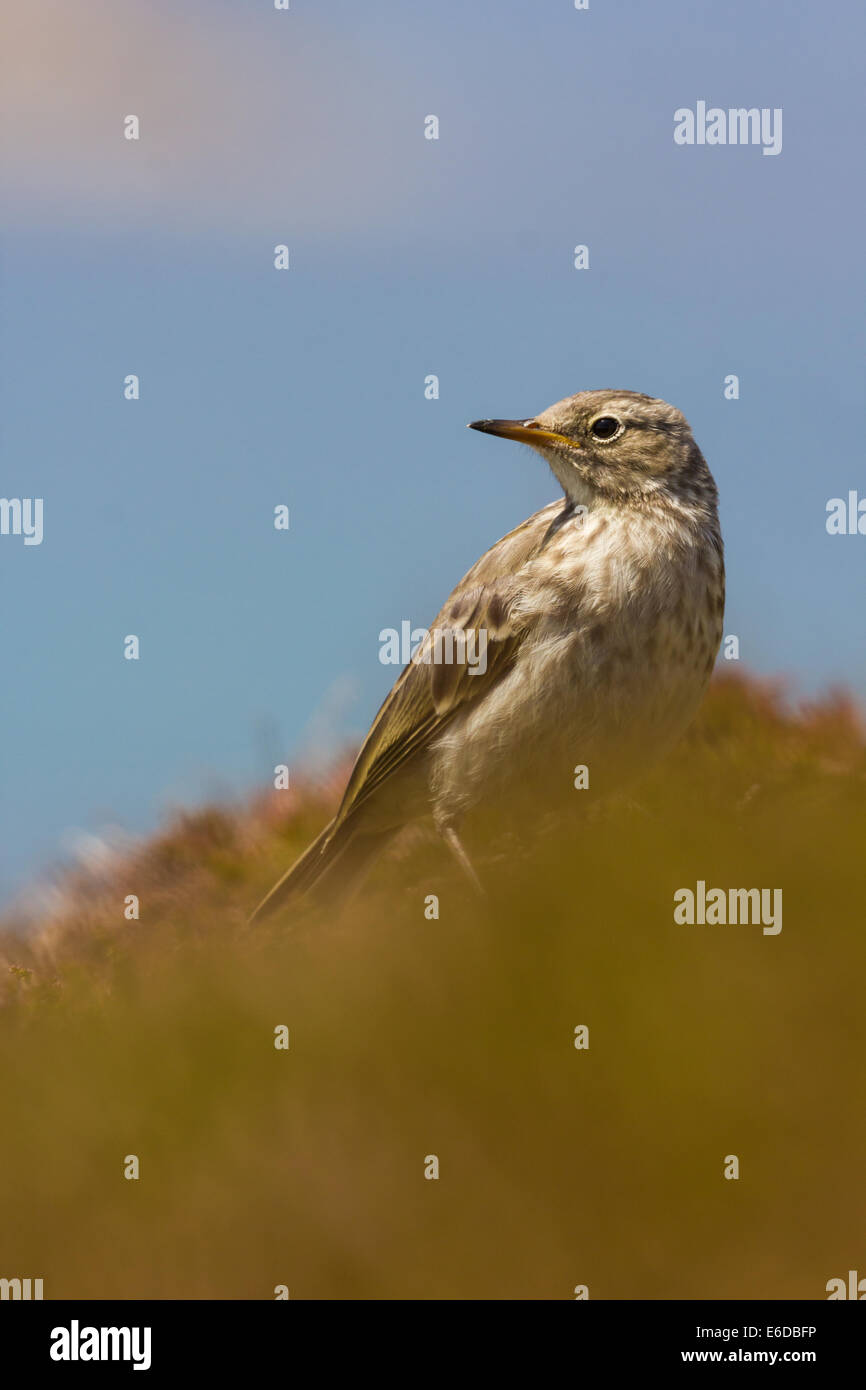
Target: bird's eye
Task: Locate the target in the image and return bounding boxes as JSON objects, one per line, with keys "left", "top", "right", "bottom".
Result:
{"left": 590, "top": 416, "right": 621, "bottom": 440}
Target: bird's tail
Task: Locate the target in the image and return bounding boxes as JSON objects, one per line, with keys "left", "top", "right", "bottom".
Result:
{"left": 248, "top": 817, "right": 392, "bottom": 923}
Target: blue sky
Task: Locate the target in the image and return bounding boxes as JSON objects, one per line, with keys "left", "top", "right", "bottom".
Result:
{"left": 2, "top": 0, "right": 864, "bottom": 905}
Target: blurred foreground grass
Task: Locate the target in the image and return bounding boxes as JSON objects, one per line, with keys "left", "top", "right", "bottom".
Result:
{"left": 1, "top": 672, "right": 864, "bottom": 1299}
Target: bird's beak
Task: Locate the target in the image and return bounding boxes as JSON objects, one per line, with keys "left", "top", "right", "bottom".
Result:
{"left": 468, "top": 418, "right": 578, "bottom": 448}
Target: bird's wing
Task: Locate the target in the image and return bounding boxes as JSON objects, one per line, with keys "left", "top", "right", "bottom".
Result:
{"left": 333, "top": 499, "right": 570, "bottom": 828}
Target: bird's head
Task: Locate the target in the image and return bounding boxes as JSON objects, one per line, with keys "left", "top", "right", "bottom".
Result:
{"left": 469, "top": 389, "right": 712, "bottom": 508}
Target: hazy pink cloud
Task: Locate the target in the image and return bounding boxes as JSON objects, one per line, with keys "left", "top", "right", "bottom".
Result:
{"left": 2, "top": 1, "right": 433, "bottom": 242}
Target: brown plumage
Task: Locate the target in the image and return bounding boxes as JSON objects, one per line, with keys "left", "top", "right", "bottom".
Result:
{"left": 251, "top": 389, "right": 724, "bottom": 921}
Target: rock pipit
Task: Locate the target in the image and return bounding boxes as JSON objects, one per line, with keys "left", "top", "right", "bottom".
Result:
{"left": 252, "top": 389, "right": 724, "bottom": 919}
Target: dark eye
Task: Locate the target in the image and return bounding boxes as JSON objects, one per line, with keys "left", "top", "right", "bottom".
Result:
{"left": 591, "top": 416, "right": 621, "bottom": 440}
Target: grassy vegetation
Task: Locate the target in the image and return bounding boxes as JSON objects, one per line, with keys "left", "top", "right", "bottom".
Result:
{"left": 1, "top": 671, "right": 864, "bottom": 1299}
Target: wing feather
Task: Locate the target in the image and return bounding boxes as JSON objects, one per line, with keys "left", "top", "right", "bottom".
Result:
{"left": 333, "top": 500, "right": 572, "bottom": 827}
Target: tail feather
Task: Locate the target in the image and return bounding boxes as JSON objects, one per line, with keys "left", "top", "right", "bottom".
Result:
{"left": 249, "top": 818, "right": 392, "bottom": 923}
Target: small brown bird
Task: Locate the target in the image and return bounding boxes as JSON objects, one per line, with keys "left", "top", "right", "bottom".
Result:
{"left": 251, "top": 389, "right": 724, "bottom": 919}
